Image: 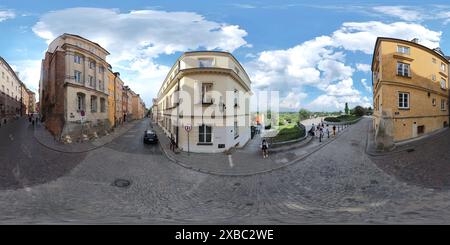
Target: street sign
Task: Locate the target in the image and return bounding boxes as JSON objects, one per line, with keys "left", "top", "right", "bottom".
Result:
{"left": 185, "top": 124, "right": 192, "bottom": 154}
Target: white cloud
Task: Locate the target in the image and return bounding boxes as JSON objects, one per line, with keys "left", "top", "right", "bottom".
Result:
{"left": 372, "top": 6, "right": 425, "bottom": 22}
{"left": 279, "top": 92, "right": 307, "bottom": 110}
{"left": 360, "top": 78, "right": 372, "bottom": 93}
{"left": 356, "top": 63, "right": 371, "bottom": 73}
{"left": 246, "top": 21, "right": 441, "bottom": 111}
{"left": 9, "top": 60, "right": 42, "bottom": 95}
{"left": 331, "top": 21, "right": 441, "bottom": 54}
{"left": 0, "top": 9, "right": 15, "bottom": 22}
{"left": 32, "top": 7, "right": 250, "bottom": 104}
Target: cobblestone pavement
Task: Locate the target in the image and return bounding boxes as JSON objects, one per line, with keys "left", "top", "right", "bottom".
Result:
{"left": 2, "top": 117, "right": 450, "bottom": 224}
{"left": 154, "top": 120, "right": 346, "bottom": 176}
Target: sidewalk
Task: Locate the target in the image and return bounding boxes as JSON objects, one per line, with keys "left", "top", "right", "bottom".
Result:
{"left": 365, "top": 120, "right": 450, "bottom": 156}
{"left": 33, "top": 120, "right": 141, "bottom": 153}
{"left": 154, "top": 121, "right": 354, "bottom": 176}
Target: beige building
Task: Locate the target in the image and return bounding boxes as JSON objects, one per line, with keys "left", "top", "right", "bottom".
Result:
{"left": 154, "top": 51, "right": 252, "bottom": 153}
{"left": 40, "top": 33, "right": 110, "bottom": 139}
{"left": 372, "top": 37, "right": 450, "bottom": 149}
{"left": 1, "top": 56, "right": 24, "bottom": 121}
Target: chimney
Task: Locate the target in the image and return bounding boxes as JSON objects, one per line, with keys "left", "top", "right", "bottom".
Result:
{"left": 411, "top": 38, "right": 419, "bottom": 43}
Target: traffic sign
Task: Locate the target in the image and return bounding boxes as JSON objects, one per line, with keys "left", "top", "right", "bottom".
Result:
{"left": 184, "top": 124, "right": 192, "bottom": 132}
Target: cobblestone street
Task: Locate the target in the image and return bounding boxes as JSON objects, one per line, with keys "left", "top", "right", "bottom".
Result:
{"left": 1, "top": 117, "right": 450, "bottom": 224}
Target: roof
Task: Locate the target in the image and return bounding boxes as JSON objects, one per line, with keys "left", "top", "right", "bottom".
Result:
{"left": 372, "top": 37, "right": 449, "bottom": 70}
{"left": 158, "top": 50, "right": 252, "bottom": 97}
{"left": 61, "top": 33, "right": 110, "bottom": 55}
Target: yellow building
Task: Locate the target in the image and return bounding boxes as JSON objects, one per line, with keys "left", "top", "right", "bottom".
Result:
{"left": 107, "top": 68, "right": 115, "bottom": 127}
{"left": 372, "top": 37, "right": 450, "bottom": 149}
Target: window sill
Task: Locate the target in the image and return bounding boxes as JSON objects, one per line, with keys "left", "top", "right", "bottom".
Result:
{"left": 398, "top": 108, "right": 410, "bottom": 110}
{"left": 197, "top": 142, "right": 213, "bottom": 146}
{"left": 396, "top": 74, "right": 412, "bottom": 79}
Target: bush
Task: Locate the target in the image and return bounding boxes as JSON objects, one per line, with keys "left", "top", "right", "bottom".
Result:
{"left": 324, "top": 117, "right": 340, "bottom": 122}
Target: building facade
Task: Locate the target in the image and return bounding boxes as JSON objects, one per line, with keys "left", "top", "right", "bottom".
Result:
{"left": 155, "top": 51, "right": 252, "bottom": 153}
{"left": 0, "top": 56, "right": 24, "bottom": 122}
{"left": 372, "top": 37, "right": 450, "bottom": 149}
{"left": 40, "top": 33, "right": 111, "bottom": 140}
{"left": 28, "top": 90, "right": 36, "bottom": 114}
{"left": 132, "top": 93, "right": 145, "bottom": 120}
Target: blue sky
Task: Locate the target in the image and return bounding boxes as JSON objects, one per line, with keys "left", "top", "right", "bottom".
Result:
{"left": 1, "top": 0, "right": 450, "bottom": 112}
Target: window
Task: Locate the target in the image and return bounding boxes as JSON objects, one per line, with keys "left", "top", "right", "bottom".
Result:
{"left": 198, "top": 58, "right": 214, "bottom": 68}
{"left": 397, "top": 62, "right": 410, "bottom": 77}
{"left": 234, "top": 121, "right": 239, "bottom": 139}
{"left": 442, "top": 99, "right": 447, "bottom": 111}
{"left": 397, "top": 45, "right": 410, "bottom": 54}
{"left": 99, "top": 66, "right": 104, "bottom": 73}
{"left": 99, "top": 80, "right": 104, "bottom": 91}
{"left": 100, "top": 98, "right": 106, "bottom": 112}
{"left": 90, "top": 96, "right": 97, "bottom": 112}
{"left": 74, "top": 70, "right": 82, "bottom": 83}
{"left": 441, "top": 78, "right": 447, "bottom": 89}
{"left": 234, "top": 66, "right": 240, "bottom": 74}
{"left": 234, "top": 89, "right": 238, "bottom": 106}
{"left": 89, "top": 76, "right": 94, "bottom": 87}
{"left": 432, "top": 74, "right": 436, "bottom": 81}
{"left": 432, "top": 98, "right": 436, "bottom": 106}
{"left": 432, "top": 58, "right": 437, "bottom": 64}
{"left": 201, "top": 83, "right": 213, "bottom": 103}
{"left": 74, "top": 55, "right": 82, "bottom": 64}
{"left": 199, "top": 124, "right": 212, "bottom": 143}
{"left": 441, "top": 63, "right": 446, "bottom": 72}
{"left": 77, "top": 93, "right": 85, "bottom": 111}
{"left": 89, "top": 61, "right": 96, "bottom": 69}
{"left": 398, "top": 92, "right": 409, "bottom": 109}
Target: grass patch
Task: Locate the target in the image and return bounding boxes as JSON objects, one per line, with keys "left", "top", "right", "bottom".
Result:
{"left": 272, "top": 124, "right": 305, "bottom": 143}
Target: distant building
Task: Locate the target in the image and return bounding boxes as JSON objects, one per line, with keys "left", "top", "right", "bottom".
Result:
{"left": 372, "top": 37, "right": 449, "bottom": 149}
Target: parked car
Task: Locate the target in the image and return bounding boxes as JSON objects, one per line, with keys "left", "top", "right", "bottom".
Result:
{"left": 143, "top": 130, "right": 158, "bottom": 144}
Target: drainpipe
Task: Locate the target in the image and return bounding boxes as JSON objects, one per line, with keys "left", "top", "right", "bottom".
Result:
{"left": 176, "top": 60, "right": 180, "bottom": 147}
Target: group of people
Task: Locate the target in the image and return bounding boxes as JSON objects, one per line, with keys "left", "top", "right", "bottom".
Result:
{"left": 309, "top": 122, "right": 336, "bottom": 140}
{"left": 28, "top": 113, "right": 38, "bottom": 126}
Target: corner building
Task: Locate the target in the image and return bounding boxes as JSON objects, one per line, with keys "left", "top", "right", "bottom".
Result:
{"left": 372, "top": 37, "right": 450, "bottom": 148}
{"left": 155, "top": 51, "right": 252, "bottom": 153}
{"left": 40, "top": 33, "right": 110, "bottom": 139}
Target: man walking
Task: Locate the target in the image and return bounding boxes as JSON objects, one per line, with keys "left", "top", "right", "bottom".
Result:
{"left": 332, "top": 125, "right": 336, "bottom": 137}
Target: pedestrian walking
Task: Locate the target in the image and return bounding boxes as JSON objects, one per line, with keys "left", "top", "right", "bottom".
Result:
{"left": 170, "top": 134, "right": 176, "bottom": 151}
{"left": 332, "top": 125, "right": 336, "bottom": 136}
{"left": 261, "top": 139, "right": 269, "bottom": 159}
{"left": 326, "top": 126, "right": 330, "bottom": 138}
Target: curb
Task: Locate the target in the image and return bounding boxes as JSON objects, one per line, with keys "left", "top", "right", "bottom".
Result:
{"left": 158, "top": 120, "right": 357, "bottom": 177}
{"left": 33, "top": 120, "right": 141, "bottom": 154}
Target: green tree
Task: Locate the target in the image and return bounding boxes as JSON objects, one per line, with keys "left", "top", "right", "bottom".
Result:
{"left": 352, "top": 106, "right": 366, "bottom": 117}
{"left": 298, "top": 108, "right": 311, "bottom": 121}
{"left": 344, "top": 102, "right": 349, "bottom": 115}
